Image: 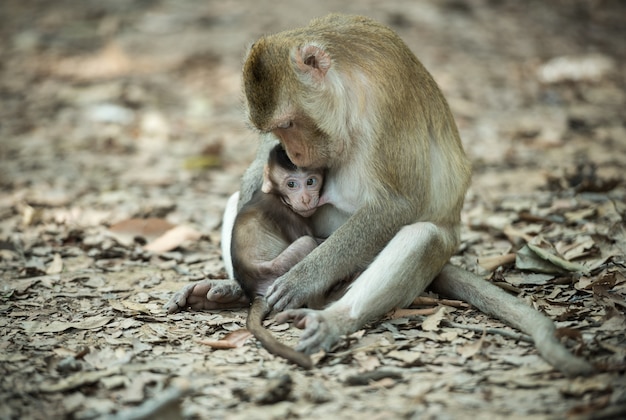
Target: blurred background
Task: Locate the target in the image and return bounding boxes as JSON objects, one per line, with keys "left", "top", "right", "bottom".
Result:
{"left": 1, "top": 0, "right": 624, "bottom": 234}
{"left": 1, "top": 2, "right": 625, "bottom": 418}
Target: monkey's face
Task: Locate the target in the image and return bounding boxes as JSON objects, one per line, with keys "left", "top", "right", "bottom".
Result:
{"left": 271, "top": 114, "right": 331, "bottom": 169}
{"left": 274, "top": 167, "right": 324, "bottom": 217}
{"left": 243, "top": 37, "right": 334, "bottom": 169}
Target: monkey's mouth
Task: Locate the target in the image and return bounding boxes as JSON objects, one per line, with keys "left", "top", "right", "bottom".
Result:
{"left": 293, "top": 207, "right": 317, "bottom": 218}
{"left": 280, "top": 197, "right": 317, "bottom": 218}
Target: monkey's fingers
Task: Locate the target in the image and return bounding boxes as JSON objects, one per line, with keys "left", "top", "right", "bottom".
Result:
{"left": 266, "top": 281, "right": 293, "bottom": 311}
{"left": 275, "top": 308, "right": 314, "bottom": 329}
{"left": 276, "top": 309, "right": 335, "bottom": 354}
{"left": 163, "top": 283, "right": 198, "bottom": 314}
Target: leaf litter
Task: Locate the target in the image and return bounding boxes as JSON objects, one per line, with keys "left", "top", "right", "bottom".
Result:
{"left": 1, "top": 1, "right": 625, "bottom": 419}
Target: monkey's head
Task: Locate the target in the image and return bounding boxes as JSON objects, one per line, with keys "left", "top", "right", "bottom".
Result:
{"left": 261, "top": 145, "right": 325, "bottom": 218}
{"left": 243, "top": 33, "right": 335, "bottom": 169}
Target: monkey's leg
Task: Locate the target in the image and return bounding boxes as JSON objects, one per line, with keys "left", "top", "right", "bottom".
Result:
{"left": 253, "top": 236, "right": 319, "bottom": 296}
{"left": 276, "top": 222, "right": 455, "bottom": 353}
{"left": 164, "top": 279, "right": 248, "bottom": 314}
{"left": 220, "top": 191, "right": 239, "bottom": 280}
{"left": 266, "top": 236, "right": 318, "bottom": 276}
{"left": 432, "top": 264, "right": 594, "bottom": 376}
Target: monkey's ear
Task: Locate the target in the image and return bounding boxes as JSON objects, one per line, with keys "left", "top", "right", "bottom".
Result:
{"left": 261, "top": 165, "right": 273, "bottom": 193}
{"left": 295, "top": 44, "right": 331, "bottom": 81}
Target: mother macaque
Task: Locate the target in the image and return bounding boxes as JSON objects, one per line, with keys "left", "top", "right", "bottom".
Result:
{"left": 167, "top": 14, "right": 592, "bottom": 376}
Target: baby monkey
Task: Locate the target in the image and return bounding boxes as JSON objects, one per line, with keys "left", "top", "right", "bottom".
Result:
{"left": 231, "top": 144, "right": 326, "bottom": 369}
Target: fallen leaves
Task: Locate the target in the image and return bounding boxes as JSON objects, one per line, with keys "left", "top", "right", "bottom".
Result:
{"left": 422, "top": 306, "right": 448, "bottom": 332}
{"left": 521, "top": 236, "right": 588, "bottom": 274}
{"left": 22, "top": 316, "right": 113, "bottom": 333}
{"left": 197, "top": 329, "right": 253, "bottom": 349}
{"left": 456, "top": 329, "right": 486, "bottom": 359}
{"left": 108, "top": 218, "right": 202, "bottom": 253}
{"left": 45, "top": 253, "right": 64, "bottom": 275}
{"left": 143, "top": 225, "right": 202, "bottom": 253}
{"left": 537, "top": 54, "right": 616, "bottom": 84}
{"left": 1, "top": 1, "right": 625, "bottom": 419}
{"left": 39, "top": 367, "right": 123, "bottom": 394}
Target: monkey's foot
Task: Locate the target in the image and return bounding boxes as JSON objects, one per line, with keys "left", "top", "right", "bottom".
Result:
{"left": 275, "top": 307, "right": 355, "bottom": 354}
{"left": 164, "top": 279, "right": 248, "bottom": 314}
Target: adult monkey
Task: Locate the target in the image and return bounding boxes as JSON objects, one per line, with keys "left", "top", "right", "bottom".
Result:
{"left": 166, "top": 14, "right": 593, "bottom": 376}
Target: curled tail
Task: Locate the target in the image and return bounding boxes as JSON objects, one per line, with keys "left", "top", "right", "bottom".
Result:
{"left": 247, "top": 296, "right": 313, "bottom": 369}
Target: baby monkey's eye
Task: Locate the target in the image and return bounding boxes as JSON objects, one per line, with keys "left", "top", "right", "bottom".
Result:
{"left": 287, "top": 181, "right": 298, "bottom": 189}
{"left": 306, "top": 178, "right": 317, "bottom": 186}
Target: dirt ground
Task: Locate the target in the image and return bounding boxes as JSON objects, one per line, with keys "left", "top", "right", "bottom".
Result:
{"left": 1, "top": 0, "right": 625, "bottom": 419}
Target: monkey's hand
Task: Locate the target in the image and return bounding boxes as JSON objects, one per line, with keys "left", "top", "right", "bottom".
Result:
{"left": 164, "top": 279, "right": 248, "bottom": 314}
{"left": 275, "top": 307, "right": 354, "bottom": 354}
{"left": 265, "top": 274, "right": 307, "bottom": 311}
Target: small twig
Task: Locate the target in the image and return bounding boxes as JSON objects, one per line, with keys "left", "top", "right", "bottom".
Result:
{"left": 441, "top": 320, "right": 533, "bottom": 343}
{"left": 102, "top": 381, "right": 190, "bottom": 420}
{"left": 344, "top": 369, "right": 403, "bottom": 386}
{"left": 411, "top": 296, "right": 471, "bottom": 309}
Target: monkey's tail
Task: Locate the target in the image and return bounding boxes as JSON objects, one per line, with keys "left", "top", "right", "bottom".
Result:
{"left": 433, "top": 264, "right": 595, "bottom": 377}
{"left": 247, "top": 296, "right": 313, "bottom": 369}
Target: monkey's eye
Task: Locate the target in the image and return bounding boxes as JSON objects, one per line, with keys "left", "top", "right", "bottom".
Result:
{"left": 287, "top": 181, "right": 298, "bottom": 189}
{"left": 306, "top": 178, "right": 318, "bottom": 187}
{"left": 277, "top": 120, "right": 293, "bottom": 129}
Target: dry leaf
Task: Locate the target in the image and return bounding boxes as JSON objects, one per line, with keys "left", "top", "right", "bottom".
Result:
{"left": 4, "top": 278, "right": 40, "bottom": 294}
{"left": 598, "top": 314, "right": 626, "bottom": 332}
{"left": 516, "top": 245, "right": 564, "bottom": 274}
{"left": 143, "top": 225, "right": 202, "bottom": 253}
{"left": 46, "top": 253, "right": 63, "bottom": 275}
{"left": 505, "top": 273, "right": 555, "bottom": 286}
{"left": 574, "top": 277, "right": 595, "bottom": 291}
{"left": 440, "top": 330, "right": 459, "bottom": 342}
{"left": 526, "top": 236, "right": 588, "bottom": 273}
{"left": 478, "top": 253, "right": 516, "bottom": 272}
{"left": 422, "top": 306, "right": 447, "bottom": 332}
{"left": 537, "top": 54, "right": 615, "bottom": 83}
{"left": 40, "top": 367, "right": 122, "bottom": 393}
{"left": 564, "top": 207, "right": 597, "bottom": 223}
{"left": 53, "top": 42, "right": 133, "bottom": 80}
{"left": 387, "top": 350, "right": 421, "bottom": 365}
{"left": 561, "top": 374, "right": 613, "bottom": 396}
{"left": 502, "top": 225, "right": 534, "bottom": 243}
{"left": 121, "top": 300, "right": 151, "bottom": 314}
{"left": 197, "top": 329, "right": 252, "bottom": 349}
{"left": 457, "top": 329, "right": 486, "bottom": 359}
{"left": 353, "top": 352, "right": 381, "bottom": 371}
{"left": 556, "top": 235, "right": 596, "bottom": 261}
{"left": 109, "top": 218, "right": 175, "bottom": 245}
{"left": 23, "top": 316, "right": 113, "bottom": 333}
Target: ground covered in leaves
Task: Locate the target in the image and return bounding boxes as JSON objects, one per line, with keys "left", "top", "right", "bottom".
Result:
{"left": 1, "top": 1, "right": 625, "bottom": 419}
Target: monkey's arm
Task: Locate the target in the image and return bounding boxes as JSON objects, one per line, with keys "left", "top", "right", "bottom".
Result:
{"left": 275, "top": 221, "right": 457, "bottom": 352}
{"left": 266, "top": 198, "right": 443, "bottom": 311}
{"left": 432, "top": 264, "right": 594, "bottom": 376}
